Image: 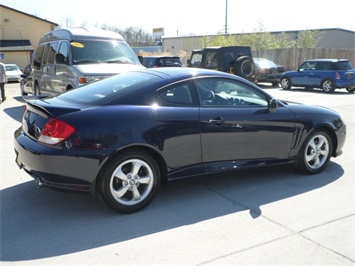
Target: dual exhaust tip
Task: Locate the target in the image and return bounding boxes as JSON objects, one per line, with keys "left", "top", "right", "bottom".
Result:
{"left": 35, "top": 177, "right": 44, "bottom": 188}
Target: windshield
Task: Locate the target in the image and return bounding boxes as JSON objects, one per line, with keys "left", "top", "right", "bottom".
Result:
{"left": 70, "top": 40, "right": 141, "bottom": 65}
{"left": 5, "top": 65, "right": 21, "bottom": 71}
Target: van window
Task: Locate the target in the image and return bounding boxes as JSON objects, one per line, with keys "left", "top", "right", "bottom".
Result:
{"left": 47, "top": 42, "right": 59, "bottom": 64}
{"left": 33, "top": 45, "right": 44, "bottom": 69}
{"left": 58, "top": 42, "right": 69, "bottom": 63}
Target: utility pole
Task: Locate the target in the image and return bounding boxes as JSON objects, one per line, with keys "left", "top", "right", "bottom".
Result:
{"left": 225, "top": 0, "right": 228, "bottom": 34}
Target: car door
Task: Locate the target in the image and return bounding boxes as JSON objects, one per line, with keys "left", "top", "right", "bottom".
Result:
{"left": 195, "top": 78, "right": 297, "bottom": 172}
{"left": 156, "top": 81, "right": 202, "bottom": 177}
{"left": 292, "top": 61, "right": 316, "bottom": 86}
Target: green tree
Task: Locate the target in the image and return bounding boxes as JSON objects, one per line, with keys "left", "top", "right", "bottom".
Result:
{"left": 199, "top": 22, "right": 322, "bottom": 50}
{"left": 296, "top": 30, "right": 322, "bottom": 48}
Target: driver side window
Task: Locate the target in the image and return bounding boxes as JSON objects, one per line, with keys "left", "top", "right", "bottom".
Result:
{"left": 195, "top": 78, "right": 268, "bottom": 107}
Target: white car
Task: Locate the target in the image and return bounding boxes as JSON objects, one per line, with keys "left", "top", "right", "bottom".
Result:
{"left": 5, "top": 64, "right": 23, "bottom": 82}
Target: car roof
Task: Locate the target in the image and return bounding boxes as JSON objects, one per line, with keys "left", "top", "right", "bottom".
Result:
{"left": 143, "top": 56, "right": 181, "bottom": 59}
{"left": 136, "top": 67, "right": 235, "bottom": 79}
{"left": 304, "top": 59, "right": 349, "bottom": 62}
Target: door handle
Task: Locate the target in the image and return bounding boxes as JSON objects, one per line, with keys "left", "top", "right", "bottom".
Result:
{"left": 209, "top": 117, "right": 224, "bottom": 125}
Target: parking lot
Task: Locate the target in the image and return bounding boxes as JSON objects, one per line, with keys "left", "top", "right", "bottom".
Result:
{"left": 1, "top": 82, "right": 354, "bottom": 265}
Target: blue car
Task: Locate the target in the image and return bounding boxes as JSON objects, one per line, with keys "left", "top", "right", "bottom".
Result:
{"left": 280, "top": 59, "right": 355, "bottom": 93}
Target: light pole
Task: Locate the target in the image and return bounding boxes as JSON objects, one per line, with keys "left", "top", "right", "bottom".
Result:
{"left": 225, "top": 0, "right": 228, "bottom": 34}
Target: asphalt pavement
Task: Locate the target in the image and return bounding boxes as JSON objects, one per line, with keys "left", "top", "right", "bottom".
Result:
{"left": 1, "top": 82, "right": 354, "bottom": 265}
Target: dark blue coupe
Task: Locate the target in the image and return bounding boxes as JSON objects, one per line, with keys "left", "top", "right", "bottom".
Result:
{"left": 14, "top": 67, "right": 346, "bottom": 213}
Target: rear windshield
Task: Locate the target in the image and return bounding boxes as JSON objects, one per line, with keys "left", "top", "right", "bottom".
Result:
{"left": 57, "top": 72, "right": 161, "bottom": 104}
{"left": 335, "top": 61, "right": 354, "bottom": 70}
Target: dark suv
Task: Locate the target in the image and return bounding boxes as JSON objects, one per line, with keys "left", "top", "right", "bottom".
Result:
{"left": 280, "top": 59, "right": 355, "bottom": 93}
{"left": 187, "top": 46, "right": 256, "bottom": 82}
{"left": 142, "top": 56, "right": 184, "bottom": 68}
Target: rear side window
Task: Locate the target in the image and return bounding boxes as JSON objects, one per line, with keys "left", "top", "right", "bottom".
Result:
{"left": 47, "top": 42, "right": 59, "bottom": 64}
{"left": 143, "top": 58, "right": 155, "bottom": 68}
{"left": 58, "top": 42, "right": 69, "bottom": 64}
{"left": 158, "top": 82, "right": 193, "bottom": 105}
{"left": 157, "top": 57, "right": 182, "bottom": 67}
{"left": 205, "top": 52, "right": 219, "bottom": 68}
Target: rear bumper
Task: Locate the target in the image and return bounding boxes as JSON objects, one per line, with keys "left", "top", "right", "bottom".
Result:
{"left": 335, "top": 79, "right": 355, "bottom": 89}
{"left": 14, "top": 128, "right": 101, "bottom": 192}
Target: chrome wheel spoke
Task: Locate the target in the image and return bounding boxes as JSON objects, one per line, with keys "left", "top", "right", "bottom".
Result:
{"left": 139, "top": 175, "right": 152, "bottom": 184}
{"left": 131, "top": 160, "right": 143, "bottom": 177}
{"left": 131, "top": 187, "right": 142, "bottom": 201}
{"left": 306, "top": 152, "right": 317, "bottom": 162}
{"left": 113, "top": 167, "right": 128, "bottom": 181}
{"left": 112, "top": 186, "right": 129, "bottom": 199}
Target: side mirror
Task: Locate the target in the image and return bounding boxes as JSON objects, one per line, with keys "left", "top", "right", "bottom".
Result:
{"left": 268, "top": 98, "right": 278, "bottom": 112}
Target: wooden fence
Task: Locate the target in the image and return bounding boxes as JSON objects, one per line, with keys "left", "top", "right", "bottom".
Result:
{"left": 252, "top": 48, "right": 355, "bottom": 71}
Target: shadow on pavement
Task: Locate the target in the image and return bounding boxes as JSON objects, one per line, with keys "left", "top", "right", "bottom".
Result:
{"left": 0, "top": 162, "right": 344, "bottom": 261}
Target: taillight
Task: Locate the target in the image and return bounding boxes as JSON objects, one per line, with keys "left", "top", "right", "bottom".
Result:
{"left": 22, "top": 106, "right": 27, "bottom": 118}
{"left": 38, "top": 118, "right": 75, "bottom": 145}
{"left": 335, "top": 72, "right": 340, "bottom": 79}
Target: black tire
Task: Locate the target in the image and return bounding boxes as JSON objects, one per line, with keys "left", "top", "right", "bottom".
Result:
{"left": 234, "top": 56, "right": 254, "bottom": 79}
{"left": 346, "top": 87, "right": 355, "bottom": 93}
{"left": 34, "top": 83, "right": 41, "bottom": 95}
{"left": 280, "top": 77, "right": 291, "bottom": 90}
{"left": 321, "top": 79, "right": 335, "bottom": 93}
{"left": 20, "top": 83, "right": 28, "bottom": 96}
{"left": 295, "top": 130, "right": 333, "bottom": 174}
{"left": 99, "top": 150, "right": 160, "bottom": 214}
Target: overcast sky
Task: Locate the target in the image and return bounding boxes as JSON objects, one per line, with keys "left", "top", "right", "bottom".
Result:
{"left": 2, "top": 0, "right": 354, "bottom": 37}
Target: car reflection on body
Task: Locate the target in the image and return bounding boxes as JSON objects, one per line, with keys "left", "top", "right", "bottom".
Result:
{"left": 14, "top": 67, "right": 346, "bottom": 214}
{"left": 254, "top": 58, "right": 285, "bottom": 85}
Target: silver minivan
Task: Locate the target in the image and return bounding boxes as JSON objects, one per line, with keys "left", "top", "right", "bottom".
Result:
{"left": 32, "top": 27, "right": 145, "bottom": 96}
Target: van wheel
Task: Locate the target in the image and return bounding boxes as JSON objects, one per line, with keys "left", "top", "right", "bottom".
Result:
{"left": 346, "top": 87, "right": 355, "bottom": 93}
{"left": 20, "top": 84, "right": 28, "bottom": 96}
